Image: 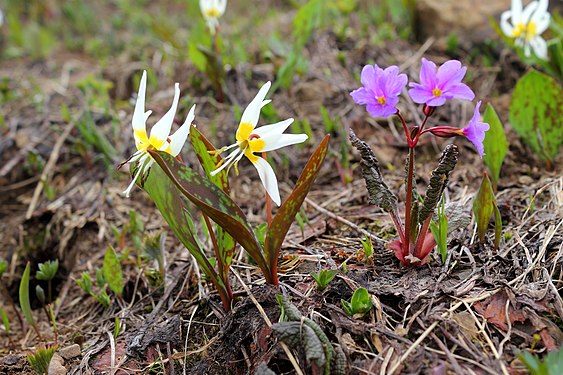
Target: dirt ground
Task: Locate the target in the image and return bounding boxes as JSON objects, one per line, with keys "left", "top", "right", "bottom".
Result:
{"left": 0, "top": 1, "right": 562, "bottom": 374}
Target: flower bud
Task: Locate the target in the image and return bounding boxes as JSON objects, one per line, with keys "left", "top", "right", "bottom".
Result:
{"left": 423, "top": 105, "right": 435, "bottom": 117}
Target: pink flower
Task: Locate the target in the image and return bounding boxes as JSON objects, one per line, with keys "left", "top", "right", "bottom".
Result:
{"left": 462, "top": 101, "right": 489, "bottom": 158}
{"left": 350, "top": 64, "right": 408, "bottom": 118}
{"left": 408, "top": 58, "right": 475, "bottom": 107}
{"left": 427, "top": 101, "right": 490, "bottom": 157}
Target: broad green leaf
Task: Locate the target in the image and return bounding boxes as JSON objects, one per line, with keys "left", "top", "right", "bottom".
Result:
{"left": 472, "top": 174, "right": 495, "bottom": 243}
{"left": 265, "top": 135, "right": 330, "bottom": 275}
{"left": 102, "top": 246, "right": 123, "bottom": 297}
{"left": 190, "top": 126, "right": 236, "bottom": 281}
{"left": 147, "top": 151, "right": 271, "bottom": 281}
{"left": 350, "top": 287, "right": 372, "bottom": 314}
{"left": 135, "top": 163, "right": 222, "bottom": 291}
{"left": 19, "top": 262, "right": 37, "bottom": 333}
{"left": 509, "top": 70, "right": 563, "bottom": 164}
{"left": 482, "top": 104, "right": 508, "bottom": 190}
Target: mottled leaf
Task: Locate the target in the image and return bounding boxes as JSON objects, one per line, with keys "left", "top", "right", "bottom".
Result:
{"left": 134, "top": 162, "right": 222, "bottom": 290}
{"left": 102, "top": 246, "right": 123, "bottom": 297}
{"left": 147, "top": 151, "right": 271, "bottom": 281}
{"left": 272, "top": 322, "right": 326, "bottom": 369}
{"left": 509, "top": 70, "right": 563, "bottom": 163}
{"left": 349, "top": 131, "right": 398, "bottom": 213}
{"left": 472, "top": 173, "right": 495, "bottom": 243}
{"left": 482, "top": 103, "right": 508, "bottom": 190}
{"left": 419, "top": 145, "right": 458, "bottom": 223}
{"left": 189, "top": 126, "right": 236, "bottom": 282}
{"left": 265, "top": 135, "right": 329, "bottom": 276}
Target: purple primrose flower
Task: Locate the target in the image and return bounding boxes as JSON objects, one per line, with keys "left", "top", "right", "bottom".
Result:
{"left": 350, "top": 64, "right": 408, "bottom": 118}
{"left": 408, "top": 58, "right": 475, "bottom": 107}
{"left": 462, "top": 101, "right": 489, "bottom": 158}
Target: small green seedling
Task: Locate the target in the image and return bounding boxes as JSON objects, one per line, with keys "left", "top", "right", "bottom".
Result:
{"left": 75, "top": 272, "right": 110, "bottom": 308}
{"left": 310, "top": 269, "right": 338, "bottom": 291}
{"left": 20, "top": 262, "right": 41, "bottom": 339}
{"left": 430, "top": 197, "right": 448, "bottom": 263}
{"left": 518, "top": 348, "right": 563, "bottom": 375}
{"left": 36, "top": 259, "right": 58, "bottom": 301}
{"left": 27, "top": 346, "right": 57, "bottom": 375}
{"left": 0, "top": 307, "right": 10, "bottom": 336}
{"left": 341, "top": 287, "right": 373, "bottom": 317}
{"left": 114, "top": 316, "right": 121, "bottom": 339}
{"left": 359, "top": 234, "right": 374, "bottom": 260}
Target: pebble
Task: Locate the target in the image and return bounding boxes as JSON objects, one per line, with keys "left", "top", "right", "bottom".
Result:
{"left": 59, "top": 344, "right": 82, "bottom": 360}
{"left": 48, "top": 353, "right": 67, "bottom": 375}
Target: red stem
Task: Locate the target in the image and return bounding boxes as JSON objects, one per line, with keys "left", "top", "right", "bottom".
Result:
{"left": 413, "top": 216, "right": 433, "bottom": 260}
{"left": 403, "top": 147, "right": 415, "bottom": 259}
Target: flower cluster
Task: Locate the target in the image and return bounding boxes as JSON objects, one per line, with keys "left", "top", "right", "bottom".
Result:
{"left": 500, "top": 0, "right": 551, "bottom": 60}
{"left": 123, "top": 73, "right": 307, "bottom": 206}
{"left": 350, "top": 58, "right": 489, "bottom": 157}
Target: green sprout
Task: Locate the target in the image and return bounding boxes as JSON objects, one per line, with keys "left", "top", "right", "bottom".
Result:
{"left": 27, "top": 346, "right": 57, "bottom": 375}
{"left": 430, "top": 197, "right": 448, "bottom": 263}
{"left": 341, "top": 287, "right": 373, "bottom": 317}
{"left": 310, "top": 269, "right": 338, "bottom": 291}
{"left": 36, "top": 259, "right": 58, "bottom": 302}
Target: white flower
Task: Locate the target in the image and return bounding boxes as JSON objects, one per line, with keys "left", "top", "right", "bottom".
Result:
{"left": 500, "top": 0, "right": 551, "bottom": 59}
{"left": 210, "top": 81, "right": 308, "bottom": 206}
{"left": 199, "top": 0, "right": 227, "bottom": 34}
{"left": 123, "top": 70, "right": 196, "bottom": 197}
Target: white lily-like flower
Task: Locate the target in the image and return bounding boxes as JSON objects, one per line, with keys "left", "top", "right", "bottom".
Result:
{"left": 500, "top": 0, "right": 551, "bottom": 59}
{"left": 123, "top": 70, "right": 196, "bottom": 197}
{"left": 210, "top": 81, "right": 308, "bottom": 206}
{"left": 199, "top": 0, "right": 227, "bottom": 35}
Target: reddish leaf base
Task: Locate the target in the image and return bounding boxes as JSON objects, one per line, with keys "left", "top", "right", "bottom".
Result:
{"left": 387, "top": 232, "right": 436, "bottom": 266}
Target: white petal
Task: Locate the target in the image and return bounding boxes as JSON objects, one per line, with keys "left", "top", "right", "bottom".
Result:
{"left": 523, "top": 43, "right": 531, "bottom": 56}
{"left": 535, "top": 14, "right": 551, "bottom": 34}
{"left": 252, "top": 118, "right": 294, "bottom": 139}
{"left": 532, "top": 0, "right": 549, "bottom": 21}
{"left": 132, "top": 71, "right": 147, "bottom": 132}
{"left": 521, "top": 1, "right": 539, "bottom": 23}
{"left": 240, "top": 81, "right": 271, "bottom": 127}
{"left": 530, "top": 36, "right": 548, "bottom": 59}
{"left": 252, "top": 157, "right": 281, "bottom": 206}
{"left": 199, "top": 0, "right": 207, "bottom": 12}
{"left": 218, "top": 0, "right": 227, "bottom": 14}
{"left": 149, "top": 83, "right": 180, "bottom": 145}
{"left": 260, "top": 134, "right": 308, "bottom": 152}
{"left": 123, "top": 155, "right": 151, "bottom": 197}
{"left": 169, "top": 104, "right": 196, "bottom": 156}
{"left": 511, "top": 0, "right": 523, "bottom": 22}
{"left": 500, "top": 11, "right": 515, "bottom": 36}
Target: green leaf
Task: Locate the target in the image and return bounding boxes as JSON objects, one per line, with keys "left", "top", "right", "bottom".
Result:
{"left": 27, "top": 347, "right": 57, "bottom": 375}
{"left": 350, "top": 287, "right": 372, "bottom": 315}
{"left": 102, "top": 246, "right": 123, "bottom": 297}
{"left": 36, "top": 259, "right": 59, "bottom": 281}
{"left": 147, "top": 151, "right": 271, "bottom": 282}
{"left": 472, "top": 173, "right": 495, "bottom": 243}
{"left": 509, "top": 70, "right": 563, "bottom": 164}
{"left": 482, "top": 103, "right": 508, "bottom": 190}
{"left": 135, "top": 163, "right": 223, "bottom": 290}
{"left": 0, "top": 260, "right": 7, "bottom": 277}
{"left": 19, "top": 263, "right": 35, "bottom": 329}
{"left": 265, "top": 135, "right": 330, "bottom": 276}
{"left": 310, "top": 269, "right": 338, "bottom": 290}
{"left": 190, "top": 126, "right": 236, "bottom": 281}
{"left": 75, "top": 272, "right": 93, "bottom": 295}
{"left": 0, "top": 306, "right": 10, "bottom": 335}
{"left": 493, "top": 199, "right": 502, "bottom": 251}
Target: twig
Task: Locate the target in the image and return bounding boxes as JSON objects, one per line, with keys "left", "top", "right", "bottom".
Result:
{"left": 26, "top": 121, "right": 75, "bottom": 219}
{"left": 304, "top": 197, "right": 383, "bottom": 244}
{"left": 107, "top": 330, "right": 116, "bottom": 375}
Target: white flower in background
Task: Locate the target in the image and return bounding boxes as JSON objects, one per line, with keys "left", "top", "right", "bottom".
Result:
{"left": 210, "top": 81, "right": 308, "bottom": 206}
{"left": 199, "top": 0, "right": 227, "bottom": 34}
{"left": 500, "top": 0, "right": 551, "bottom": 59}
{"left": 0, "top": 8, "right": 4, "bottom": 27}
{"left": 123, "top": 70, "right": 196, "bottom": 197}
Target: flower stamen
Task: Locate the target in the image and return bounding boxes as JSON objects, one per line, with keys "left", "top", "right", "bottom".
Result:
{"left": 432, "top": 87, "right": 442, "bottom": 97}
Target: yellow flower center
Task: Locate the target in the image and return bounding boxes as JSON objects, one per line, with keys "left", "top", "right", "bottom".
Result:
{"left": 376, "top": 96, "right": 386, "bottom": 105}
{"left": 512, "top": 21, "right": 537, "bottom": 41}
{"left": 135, "top": 129, "right": 172, "bottom": 155}
{"left": 206, "top": 8, "right": 220, "bottom": 18}
{"left": 432, "top": 87, "right": 442, "bottom": 97}
{"left": 232, "top": 122, "right": 265, "bottom": 165}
